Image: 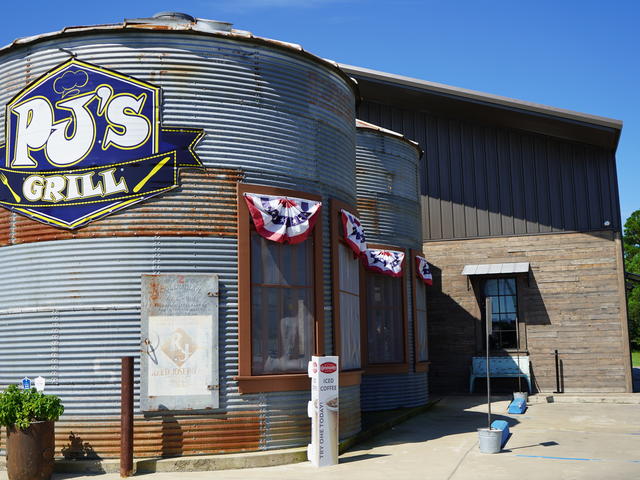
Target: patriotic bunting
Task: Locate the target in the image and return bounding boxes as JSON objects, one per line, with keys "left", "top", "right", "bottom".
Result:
{"left": 364, "top": 249, "right": 405, "bottom": 277}
{"left": 243, "top": 193, "right": 322, "bottom": 244}
{"left": 415, "top": 255, "right": 433, "bottom": 286}
{"left": 341, "top": 209, "right": 367, "bottom": 257}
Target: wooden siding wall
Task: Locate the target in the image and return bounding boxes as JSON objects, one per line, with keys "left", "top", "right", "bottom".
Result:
{"left": 424, "top": 231, "right": 631, "bottom": 394}
{"left": 357, "top": 101, "right": 621, "bottom": 240}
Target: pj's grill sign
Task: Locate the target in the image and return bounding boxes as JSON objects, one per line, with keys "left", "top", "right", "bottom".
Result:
{"left": 0, "top": 59, "right": 204, "bottom": 229}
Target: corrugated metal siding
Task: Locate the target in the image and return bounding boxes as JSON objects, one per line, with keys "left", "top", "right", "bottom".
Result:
{"left": 0, "top": 30, "right": 357, "bottom": 457}
{"left": 355, "top": 130, "right": 421, "bottom": 249}
{"left": 355, "top": 126, "right": 427, "bottom": 411}
{"left": 338, "top": 385, "right": 361, "bottom": 439}
{"left": 357, "top": 101, "right": 621, "bottom": 241}
{"left": 0, "top": 413, "right": 263, "bottom": 458}
{"left": 361, "top": 373, "right": 428, "bottom": 412}
{"left": 1, "top": 170, "right": 243, "bottom": 245}
{"left": 0, "top": 237, "right": 239, "bottom": 414}
{"left": 0, "top": 32, "right": 356, "bottom": 243}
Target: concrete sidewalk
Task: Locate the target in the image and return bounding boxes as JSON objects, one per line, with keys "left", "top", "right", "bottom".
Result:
{"left": 4, "top": 396, "right": 640, "bottom": 480}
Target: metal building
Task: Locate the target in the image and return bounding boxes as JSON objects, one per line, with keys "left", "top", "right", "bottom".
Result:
{"left": 0, "top": 12, "right": 369, "bottom": 458}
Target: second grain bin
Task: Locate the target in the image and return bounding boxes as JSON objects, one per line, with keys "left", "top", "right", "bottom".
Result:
{"left": 0, "top": 13, "right": 358, "bottom": 458}
{"left": 354, "top": 120, "right": 428, "bottom": 411}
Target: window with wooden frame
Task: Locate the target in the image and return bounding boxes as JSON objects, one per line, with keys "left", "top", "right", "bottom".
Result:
{"left": 330, "top": 200, "right": 364, "bottom": 387}
{"left": 236, "top": 183, "right": 324, "bottom": 393}
{"left": 411, "top": 249, "right": 429, "bottom": 371}
{"left": 362, "top": 244, "right": 409, "bottom": 374}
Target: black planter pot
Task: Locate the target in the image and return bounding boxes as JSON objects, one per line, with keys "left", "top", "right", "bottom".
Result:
{"left": 6, "top": 421, "right": 55, "bottom": 480}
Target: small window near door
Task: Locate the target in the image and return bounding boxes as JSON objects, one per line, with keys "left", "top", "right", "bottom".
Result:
{"left": 484, "top": 278, "right": 518, "bottom": 350}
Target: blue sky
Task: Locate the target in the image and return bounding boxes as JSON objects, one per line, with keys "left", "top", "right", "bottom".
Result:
{"left": 0, "top": 0, "right": 637, "bottom": 224}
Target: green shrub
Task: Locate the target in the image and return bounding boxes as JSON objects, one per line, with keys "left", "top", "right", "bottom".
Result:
{"left": 0, "top": 384, "right": 64, "bottom": 430}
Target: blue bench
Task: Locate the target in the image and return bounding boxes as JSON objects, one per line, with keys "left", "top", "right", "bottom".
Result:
{"left": 469, "top": 355, "right": 531, "bottom": 393}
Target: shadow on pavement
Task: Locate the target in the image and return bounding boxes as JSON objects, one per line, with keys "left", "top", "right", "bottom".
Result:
{"left": 338, "top": 453, "right": 390, "bottom": 463}
{"left": 358, "top": 396, "right": 521, "bottom": 449}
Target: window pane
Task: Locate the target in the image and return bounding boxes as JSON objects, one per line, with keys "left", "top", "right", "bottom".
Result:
{"left": 367, "top": 273, "right": 404, "bottom": 364}
{"left": 503, "top": 278, "right": 516, "bottom": 295}
{"left": 339, "top": 244, "right": 360, "bottom": 295}
{"left": 340, "top": 292, "right": 361, "bottom": 370}
{"left": 502, "top": 296, "right": 516, "bottom": 313}
{"left": 484, "top": 276, "right": 518, "bottom": 350}
{"left": 339, "top": 243, "right": 361, "bottom": 370}
{"left": 499, "top": 330, "right": 517, "bottom": 349}
{"left": 281, "top": 240, "right": 313, "bottom": 287}
{"left": 416, "top": 310, "right": 428, "bottom": 362}
{"left": 251, "top": 232, "right": 314, "bottom": 375}
{"left": 484, "top": 279, "right": 499, "bottom": 296}
{"left": 416, "top": 279, "right": 427, "bottom": 311}
{"left": 491, "top": 297, "right": 500, "bottom": 315}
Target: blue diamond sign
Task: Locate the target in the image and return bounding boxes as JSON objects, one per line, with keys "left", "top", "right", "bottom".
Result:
{"left": 0, "top": 59, "right": 204, "bottom": 229}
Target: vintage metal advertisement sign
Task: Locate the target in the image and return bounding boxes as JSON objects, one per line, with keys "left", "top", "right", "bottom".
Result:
{"left": 141, "top": 274, "right": 219, "bottom": 411}
{"left": 146, "top": 315, "right": 212, "bottom": 397}
{"left": 0, "top": 59, "right": 204, "bottom": 229}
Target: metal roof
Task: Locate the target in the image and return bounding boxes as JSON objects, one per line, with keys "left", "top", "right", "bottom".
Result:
{"left": 461, "top": 263, "right": 530, "bottom": 275}
{"left": 0, "top": 13, "right": 359, "bottom": 99}
{"left": 341, "top": 64, "right": 622, "bottom": 131}
{"left": 355, "top": 119, "right": 423, "bottom": 156}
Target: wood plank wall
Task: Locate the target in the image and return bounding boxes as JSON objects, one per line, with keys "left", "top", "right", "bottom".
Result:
{"left": 424, "top": 230, "right": 631, "bottom": 394}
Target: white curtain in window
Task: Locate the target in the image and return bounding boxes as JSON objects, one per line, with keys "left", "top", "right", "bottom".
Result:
{"left": 415, "top": 280, "right": 428, "bottom": 362}
{"left": 250, "top": 232, "right": 314, "bottom": 374}
{"left": 339, "top": 243, "right": 361, "bottom": 370}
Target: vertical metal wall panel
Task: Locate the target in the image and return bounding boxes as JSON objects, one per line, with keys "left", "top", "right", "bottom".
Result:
{"left": 355, "top": 124, "right": 427, "bottom": 411}
{"left": 0, "top": 25, "right": 358, "bottom": 457}
{"left": 356, "top": 101, "right": 621, "bottom": 240}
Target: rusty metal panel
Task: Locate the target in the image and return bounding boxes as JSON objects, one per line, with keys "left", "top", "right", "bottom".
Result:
{"left": 140, "top": 274, "right": 219, "bottom": 411}
{"left": 1, "top": 413, "right": 262, "bottom": 459}
{"left": 2, "top": 170, "right": 242, "bottom": 246}
{"left": 0, "top": 209, "right": 9, "bottom": 245}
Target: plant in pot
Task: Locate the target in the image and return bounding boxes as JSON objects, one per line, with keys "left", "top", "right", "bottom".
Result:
{"left": 0, "top": 385, "right": 64, "bottom": 480}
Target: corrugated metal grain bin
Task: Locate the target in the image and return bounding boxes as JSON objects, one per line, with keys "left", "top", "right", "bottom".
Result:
{"left": 355, "top": 120, "right": 428, "bottom": 411}
{"left": 0, "top": 13, "right": 358, "bottom": 458}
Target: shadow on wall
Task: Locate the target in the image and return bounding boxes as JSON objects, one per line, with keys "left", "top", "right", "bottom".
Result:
{"left": 427, "top": 267, "right": 553, "bottom": 394}
{"left": 61, "top": 432, "right": 101, "bottom": 461}
{"left": 161, "top": 414, "right": 183, "bottom": 457}
{"left": 427, "top": 264, "right": 481, "bottom": 394}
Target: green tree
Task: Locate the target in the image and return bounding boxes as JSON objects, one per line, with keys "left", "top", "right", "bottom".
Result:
{"left": 624, "top": 210, "right": 640, "bottom": 350}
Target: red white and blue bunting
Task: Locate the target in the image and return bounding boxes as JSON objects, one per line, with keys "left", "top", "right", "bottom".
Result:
{"left": 341, "top": 209, "right": 367, "bottom": 257}
{"left": 415, "top": 255, "right": 433, "bottom": 286}
{"left": 364, "top": 249, "right": 405, "bottom": 277}
{"left": 243, "top": 193, "right": 322, "bottom": 244}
